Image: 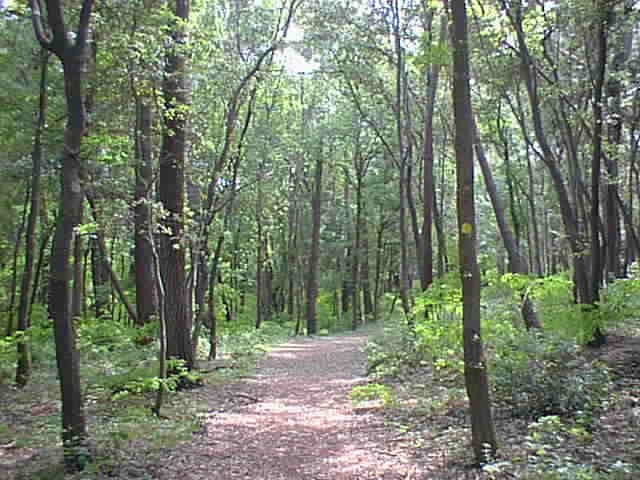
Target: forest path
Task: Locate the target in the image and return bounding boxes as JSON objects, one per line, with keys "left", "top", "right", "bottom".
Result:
{"left": 152, "top": 329, "right": 426, "bottom": 479}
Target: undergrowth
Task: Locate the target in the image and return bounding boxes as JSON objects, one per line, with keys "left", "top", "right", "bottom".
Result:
{"left": 363, "top": 270, "right": 640, "bottom": 478}
{"left": 0, "top": 300, "right": 296, "bottom": 479}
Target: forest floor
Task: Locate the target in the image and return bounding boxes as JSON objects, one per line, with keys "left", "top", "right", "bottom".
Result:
{"left": 2, "top": 325, "right": 639, "bottom": 479}
{"left": 146, "top": 327, "right": 434, "bottom": 480}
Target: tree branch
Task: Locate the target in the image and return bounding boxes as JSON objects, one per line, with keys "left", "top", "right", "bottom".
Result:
{"left": 29, "top": 0, "right": 52, "bottom": 50}
{"left": 75, "top": 0, "right": 95, "bottom": 53}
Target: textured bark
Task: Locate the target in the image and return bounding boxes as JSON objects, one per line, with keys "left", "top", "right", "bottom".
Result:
{"left": 451, "top": 0, "right": 497, "bottom": 462}
{"left": 159, "top": 0, "right": 193, "bottom": 368}
{"left": 29, "top": 0, "right": 95, "bottom": 470}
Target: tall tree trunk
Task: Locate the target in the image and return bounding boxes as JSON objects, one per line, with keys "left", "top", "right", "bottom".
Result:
{"left": 422, "top": 14, "right": 446, "bottom": 291}
{"left": 71, "top": 211, "right": 84, "bottom": 320}
{"left": 589, "top": 0, "right": 609, "bottom": 346}
{"left": 604, "top": 7, "right": 632, "bottom": 280}
{"left": 474, "top": 123, "right": 542, "bottom": 329}
{"left": 90, "top": 236, "right": 110, "bottom": 318}
{"left": 29, "top": 0, "right": 96, "bottom": 470}
{"left": 351, "top": 174, "right": 363, "bottom": 330}
{"left": 134, "top": 97, "right": 158, "bottom": 325}
{"left": 373, "top": 212, "right": 386, "bottom": 321}
{"left": 451, "top": 0, "right": 497, "bottom": 463}
{"left": 526, "top": 151, "right": 543, "bottom": 276}
{"left": 306, "top": 152, "right": 323, "bottom": 335}
{"left": 16, "top": 50, "right": 48, "bottom": 387}
{"left": 505, "top": 2, "right": 591, "bottom": 305}
{"left": 392, "top": 0, "right": 411, "bottom": 317}
{"left": 361, "top": 219, "right": 374, "bottom": 317}
{"left": 159, "top": 0, "right": 193, "bottom": 368}
{"left": 6, "top": 186, "right": 29, "bottom": 337}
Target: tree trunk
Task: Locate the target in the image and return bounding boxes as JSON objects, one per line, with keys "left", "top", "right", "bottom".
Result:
{"left": 604, "top": 8, "right": 632, "bottom": 281}
{"left": 589, "top": 0, "right": 609, "bottom": 346}
{"left": 392, "top": 0, "right": 411, "bottom": 317}
{"left": 351, "top": 174, "right": 363, "bottom": 330}
{"left": 28, "top": 0, "right": 96, "bottom": 469}
{"left": 422, "top": 14, "right": 446, "bottom": 291}
{"left": 361, "top": 220, "right": 374, "bottom": 317}
{"left": 16, "top": 50, "right": 48, "bottom": 387}
{"left": 505, "top": 3, "right": 591, "bottom": 305}
{"left": 158, "top": 0, "right": 193, "bottom": 368}
{"left": 90, "top": 236, "right": 110, "bottom": 318}
{"left": 473, "top": 122, "right": 541, "bottom": 329}
{"left": 6, "top": 186, "right": 29, "bottom": 337}
{"left": 71, "top": 210, "right": 84, "bottom": 320}
{"left": 306, "top": 152, "right": 323, "bottom": 335}
{"left": 451, "top": 0, "right": 497, "bottom": 463}
{"left": 134, "top": 97, "right": 158, "bottom": 325}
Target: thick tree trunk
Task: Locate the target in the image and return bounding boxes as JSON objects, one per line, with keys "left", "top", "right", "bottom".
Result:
{"left": 50, "top": 57, "right": 91, "bottom": 472}
{"left": 451, "top": 0, "right": 497, "bottom": 463}
{"left": 159, "top": 0, "right": 193, "bottom": 368}
{"left": 28, "top": 0, "right": 96, "bottom": 468}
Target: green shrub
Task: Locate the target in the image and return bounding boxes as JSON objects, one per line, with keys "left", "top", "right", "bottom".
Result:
{"left": 492, "top": 331, "right": 610, "bottom": 420}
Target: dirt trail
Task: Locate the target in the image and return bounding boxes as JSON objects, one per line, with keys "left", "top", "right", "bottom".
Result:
{"left": 153, "top": 332, "right": 426, "bottom": 479}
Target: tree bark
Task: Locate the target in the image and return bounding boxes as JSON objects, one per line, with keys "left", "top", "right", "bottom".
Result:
{"left": 29, "top": 0, "right": 95, "bottom": 470}
{"left": 589, "top": 0, "right": 609, "bottom": 346}
{"left": 134, "top": 96, "right": 158, "bottom": 325}
{"left": 450, "top": 0, "right": 497, "bottom": 463}
{"left": 159, "top": 0, "right": 193, "bottom": 368}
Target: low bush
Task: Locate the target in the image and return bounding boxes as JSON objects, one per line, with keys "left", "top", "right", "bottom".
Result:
{"left": 492, "top": 331, "right": 610, "bottom": 420}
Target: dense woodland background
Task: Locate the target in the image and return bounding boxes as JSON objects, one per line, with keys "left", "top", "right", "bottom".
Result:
{"left": 1, "top": 0, "right": 639, "bottom": 478}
